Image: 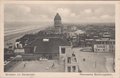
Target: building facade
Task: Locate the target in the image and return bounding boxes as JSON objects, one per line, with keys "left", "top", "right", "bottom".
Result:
{"left": 59, "top": 46, "right": 79, "bottom": 72}
{"left": 94, "top": 39, "right": 115, "bottom": 52}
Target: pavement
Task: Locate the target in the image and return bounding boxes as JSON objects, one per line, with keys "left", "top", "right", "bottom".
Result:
{"left": 8, "top": 60, "right": 64, "bottom": 72}
{"left": 73, "top": 48, "right": 114, "bottom": 72}
{"left": 7, "top": 48, "right": 114, "bottom": 72}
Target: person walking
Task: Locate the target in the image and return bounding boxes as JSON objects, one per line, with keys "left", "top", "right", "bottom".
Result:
{"left": 23, "top": 63, "right": 26, "bottom": 68}
{"left": 51, "top": 62, "right": 55, "bottom": 68}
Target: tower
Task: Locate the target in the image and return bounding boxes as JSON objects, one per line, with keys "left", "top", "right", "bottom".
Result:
{"left": 54, "top": 13, "right": 62, "bottom": 27}
{"left": 54, "top": 13, "right": 62, "bottom": 34}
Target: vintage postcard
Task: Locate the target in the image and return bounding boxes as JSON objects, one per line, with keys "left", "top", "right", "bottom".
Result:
{"left": 0, "top": 0, "right": 120, "bottom": 78}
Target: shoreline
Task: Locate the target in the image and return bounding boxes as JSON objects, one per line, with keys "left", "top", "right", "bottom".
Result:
{"left": 4, "top": 28, "right": 42, "bottom": 48}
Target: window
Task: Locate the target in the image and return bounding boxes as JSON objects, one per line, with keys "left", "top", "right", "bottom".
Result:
{"left": 72, "top": 53, "right": 75, "bottom": 57}
{"left": 61, "top": 48, "right": 65, "bottom": 54}
{"left": 74, "top": 58, "right": 77, "bottom": 62}
{"left": 72, "top": 66, "right": 76, "bottom": 72}
{"left": 68, "top": 66, "right": 71, "bottom": 72}
{"left": 67, "top": 57, "right": 71, "bottom": 63}
{"left": 97, "top": 49, "right": 99, "bottom": 51}
{"left": 113, "top": 42, "right": 115, "bottom": 44}
{"left": 103, "top": 49, "right": 105, "bottom": 52}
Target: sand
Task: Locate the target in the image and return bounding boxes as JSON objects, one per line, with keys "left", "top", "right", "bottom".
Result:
{"left": 4, "top": 28, "right": 42, "bottom": 48}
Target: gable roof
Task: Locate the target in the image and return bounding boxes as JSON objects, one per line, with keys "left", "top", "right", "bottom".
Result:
{"left": 25, "top": 37, "right": 70, "bottom": 54}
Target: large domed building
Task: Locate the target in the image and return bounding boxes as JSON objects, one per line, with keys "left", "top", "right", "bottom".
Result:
{"left": 54, "top": 13, "right": 63, "bottom": 34}
{"left": 54, "top": 13, "right": 62, "bottom": 27}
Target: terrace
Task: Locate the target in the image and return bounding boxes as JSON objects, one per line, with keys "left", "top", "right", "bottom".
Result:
{"left": 7, "top": 60, "right": 65, "bottom": 72}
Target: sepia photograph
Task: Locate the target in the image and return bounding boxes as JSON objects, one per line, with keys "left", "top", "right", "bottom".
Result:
{"left": 4, "top": 3, "right": 115, "bottom": 73}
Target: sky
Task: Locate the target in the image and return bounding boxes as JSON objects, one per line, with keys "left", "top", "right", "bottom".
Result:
{"left": 4, "top": 4, "right": 115, "bottom": 23}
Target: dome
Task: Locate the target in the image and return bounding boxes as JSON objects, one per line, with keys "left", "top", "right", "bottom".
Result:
{"left": 54, "top": 13, "right": 61, "bottom": 20}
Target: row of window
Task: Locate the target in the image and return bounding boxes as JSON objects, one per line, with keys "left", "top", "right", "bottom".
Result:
{"left": 94, "top": 49, "right": 107, "bottom": 52}
{"left": 95, "top": 45, "right": 115, "bottom": 48}
{"left": 67, "top": 66, "right": 76, "bottom": 72}
{"left": 67, "top": 57, "right": 77, "bottom": 63}
{"left": 95, "top": 41, "right": 115, "bottom": 44}
{"left": 95, "top": 48, "right": 114, "bottom": 52}
{"left": 95, "top": 45, "right": 107, "bottom": 48}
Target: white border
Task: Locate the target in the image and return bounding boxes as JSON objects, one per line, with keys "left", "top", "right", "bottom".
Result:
{"left": 0, "top": 1, "right": 120, "bottom": 78}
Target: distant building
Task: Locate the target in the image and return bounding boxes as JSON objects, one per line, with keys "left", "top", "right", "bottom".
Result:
{"left": 102, "top": 32, "right": 111, "bottom": 39}
{"left": 85, "top": 39, "right": 94, "bottom": 47}
{"left": 14, "top": 41, "right": 25, "bottom": 54}
{"left": 14, "top": 49, "right": 25, "bottom": 54}
{"left": 14, "top": 41, "right": 23, "bottom": 49}
{"left": 93, "top": 31, "right": 115, "bottom": 52}
{"left": 94, "top": 39, "right": 115, "bottom": 52}
{"left": 54, "top": 13, "right": 63, "bottom": 34}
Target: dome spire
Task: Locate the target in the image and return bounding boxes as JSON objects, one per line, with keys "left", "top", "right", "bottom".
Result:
{"left": 54, "top": 13, "right": 61, "bottom": 20}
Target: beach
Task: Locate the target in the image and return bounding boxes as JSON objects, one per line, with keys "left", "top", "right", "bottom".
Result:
{"left": 4, "top": 22, "right": 50, "bottom": 48}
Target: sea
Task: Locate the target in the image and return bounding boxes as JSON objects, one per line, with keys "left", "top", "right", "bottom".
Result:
{"left": 4, "top": 22, "right": 52, "bottom": 47}
{"left": 4, "top": 22, "right": 51, "bottom": 36}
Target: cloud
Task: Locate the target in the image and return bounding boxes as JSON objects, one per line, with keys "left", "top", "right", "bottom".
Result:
{"left": 84, "top": 9, "right": 93, "bottom": 14}
{"left": 56, "top": 8, "right": 79, "bottom": 22}
{"left": 57, "top": 8, "right": 73, "bottom": 17}
{"left": 94, "top": 8, "right": 103, "bottom": 14}
{"left": 9, "top": 5, "right": 31, "bottom": 15}
{"left": 4, "top": 5, "right": 32, "bottom": 22}
{"left": 20, "top": 5, "right": 31, "bottom": 14}
{"left": 100, "top": 14, "right": 112, "bottom": 19}
{"left": 4, "top": 4, "right": 115, "bottom": 23}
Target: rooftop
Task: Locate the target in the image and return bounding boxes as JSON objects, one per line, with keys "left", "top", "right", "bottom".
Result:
{"left": 25, "top": 37, "right": 70, "bottom": 54}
